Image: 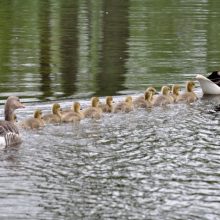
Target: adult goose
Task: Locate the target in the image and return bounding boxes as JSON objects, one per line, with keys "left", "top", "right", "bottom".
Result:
{"left": 0, "top": 96, "right": 25, "bottom": 147}
{"left": 196, "top": 71, "right": 220, "bottom": 95}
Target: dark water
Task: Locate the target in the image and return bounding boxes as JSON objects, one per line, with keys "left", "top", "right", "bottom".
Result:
{"left": 0, "top": 0, "right": 220, "bottom": 102}
{"left": 0, "top": 0, "right": 220, "bottom": 219}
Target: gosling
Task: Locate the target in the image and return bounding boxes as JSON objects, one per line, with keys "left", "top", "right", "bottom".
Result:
{"left": 170, "top": 84, "right": 180, "bottom": 103}
{"left": 99, "top": 96, "right": 114, "bottom": 113}
{"left": 153, "top": 86, "right": 172, "bottom": 106}
{"left": 83, "top": 97, "right": 102, "bottom": 119}
{"left": 177, "top": 81, "right": 198, "bottom": 103}
{"left": 133, "top": 86, "right": 156, "bottom": 108}
{"left": 113, "top": 96, "right": 134, "bottom": 113}
{"left": 62, "top": 102, "right": 84, "bottom": 123}
{"left": 20, "top": 109, "right": 45, "bottom": 129}
{"left": 42, "top": 103, "right": 62, "bottom": 124}
{"left": 133, "top": 91, "right": 153, "bottom": 108}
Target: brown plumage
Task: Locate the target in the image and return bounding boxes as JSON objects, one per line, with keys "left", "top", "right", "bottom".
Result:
{"left": 170, "top": 84, "right": 180, "bottom": 103}
{"left": 62, "top": 102, "right": 84, "bottom": 123}
{"left": 135, "top": 87, "right": 157, "bottom": 104}
{"left": 0, "top": 96, "right": 25, "bottom": 147}
{"left": 42, "top": 103, "right": 62, "bottom": 124}
{"left": 153, "top": 86, "right": 172, "bottom": 106}
{"left": 113, "top": 96, "right": 134, "bottom": 113}
{"left": 83, "top": 97, "right": 102, "bottom": 119}
{"left": 177, "top": 81, "right": 198, "bottom": 103}
{"left": 133, "top": 91, "right": 153, "bottom": 108}
{"left": 20, "top": 109, "right": 45, "bottom": 129}
{"left": 99, "top": 96, "right": 114, "bottom": 113}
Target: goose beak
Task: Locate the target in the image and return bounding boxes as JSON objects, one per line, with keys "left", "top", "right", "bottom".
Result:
{"left": 18, "top": 102, "right": 25, "bottom": 108}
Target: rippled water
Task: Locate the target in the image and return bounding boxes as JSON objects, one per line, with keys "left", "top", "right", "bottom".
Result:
{"left": 0, "top": 93, "right": 220, "bottom": 219}
{"left": 0, "top": 0, "right": 220, "bottom": 102}
{"left": 1, "top": 0, "right": 220, "bottom": 219}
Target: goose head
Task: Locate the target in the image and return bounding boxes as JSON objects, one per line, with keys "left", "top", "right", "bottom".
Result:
{"left": 186, "top": 81, "right": 195, "bottom": 92}
{"left": 91, "top": 97, "right": 100, "bottom": 107}
{"left": 172, "top": 84, "right": 180, "bottom": 96}
{"left": 161, "top": 86, "right": 171, "bottom": 95}
{"left": 4, "top": 96, "right": 25, "bottom": 121}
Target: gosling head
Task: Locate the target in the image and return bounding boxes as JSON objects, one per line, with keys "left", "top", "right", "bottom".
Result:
{"left": 34, "top": 109, "right": 43, "bottom": 119}
{"left": 186, "top": 81, "right": 195, "bottom": 92}
{"left": 144, "top": 91, "right": 153, "bottom": 102}
{"left": 91, "top": 97, "right": 100, "bottom": 107}
{"left": 73, "top": 102, "right": 81, "bottom": 113}
{"left": 52, "top": 103, "right": 61, "bottom": 114}
{"left": 125, "top": 96, "right": 132, "bottom": 104}
{"left": 161, "top": 86, "right": 171, "bottom": 95}
{"left": 172, "top": 84, "right": 180, "bottom": 96}
{"left": 146, "top": 87, "right": 157, "bottom": 95}
{"left": 106, "top": 96, "right": 113, "bottom": 106}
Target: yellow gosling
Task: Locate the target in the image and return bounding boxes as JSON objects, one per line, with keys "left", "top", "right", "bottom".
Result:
{"left": 83, "top": 97, "right": 102, "bottom": 119}
{"left": 113, "top": 96, "right": 134, "bottom": 113}
{"left": 62, "top": 102, "right": 84, "bottom": 123}
{"left": 153, "top": 86, "right": 172, "bottom": 107}
{"left": 146, "top": 86, "right": 157, "bottom": 101}
{"left": 20, "top": 109, "right": 45, "bottom": 129}
{"left": 99, "top": 96, "right": 114, "bottom": 113}
{"left": 170, "top": 84, "right": 180, "bottom": 103}
{"left": 133, "top": 91, "right": 153, "bottom": 108}
{"left": 177, "top": 81, "right": 198, "bottom": 103}
{"left": 133, "top": 86, "right": 156, "bottom": 108}
{"left": 42, "top": 103, "right": 62, "bottom": 124}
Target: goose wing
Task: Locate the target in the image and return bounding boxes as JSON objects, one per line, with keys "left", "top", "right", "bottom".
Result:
{"left": 0, "top": 121, "right": 19, "bottom": 136}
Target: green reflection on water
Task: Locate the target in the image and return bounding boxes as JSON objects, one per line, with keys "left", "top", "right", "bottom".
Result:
{"left": 0, "top": 0, "right": 220, "bottom": 102}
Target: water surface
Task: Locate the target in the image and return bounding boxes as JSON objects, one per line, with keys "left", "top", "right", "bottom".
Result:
{"left": 0, "top": 0, "right": 220, "bottom": 101}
